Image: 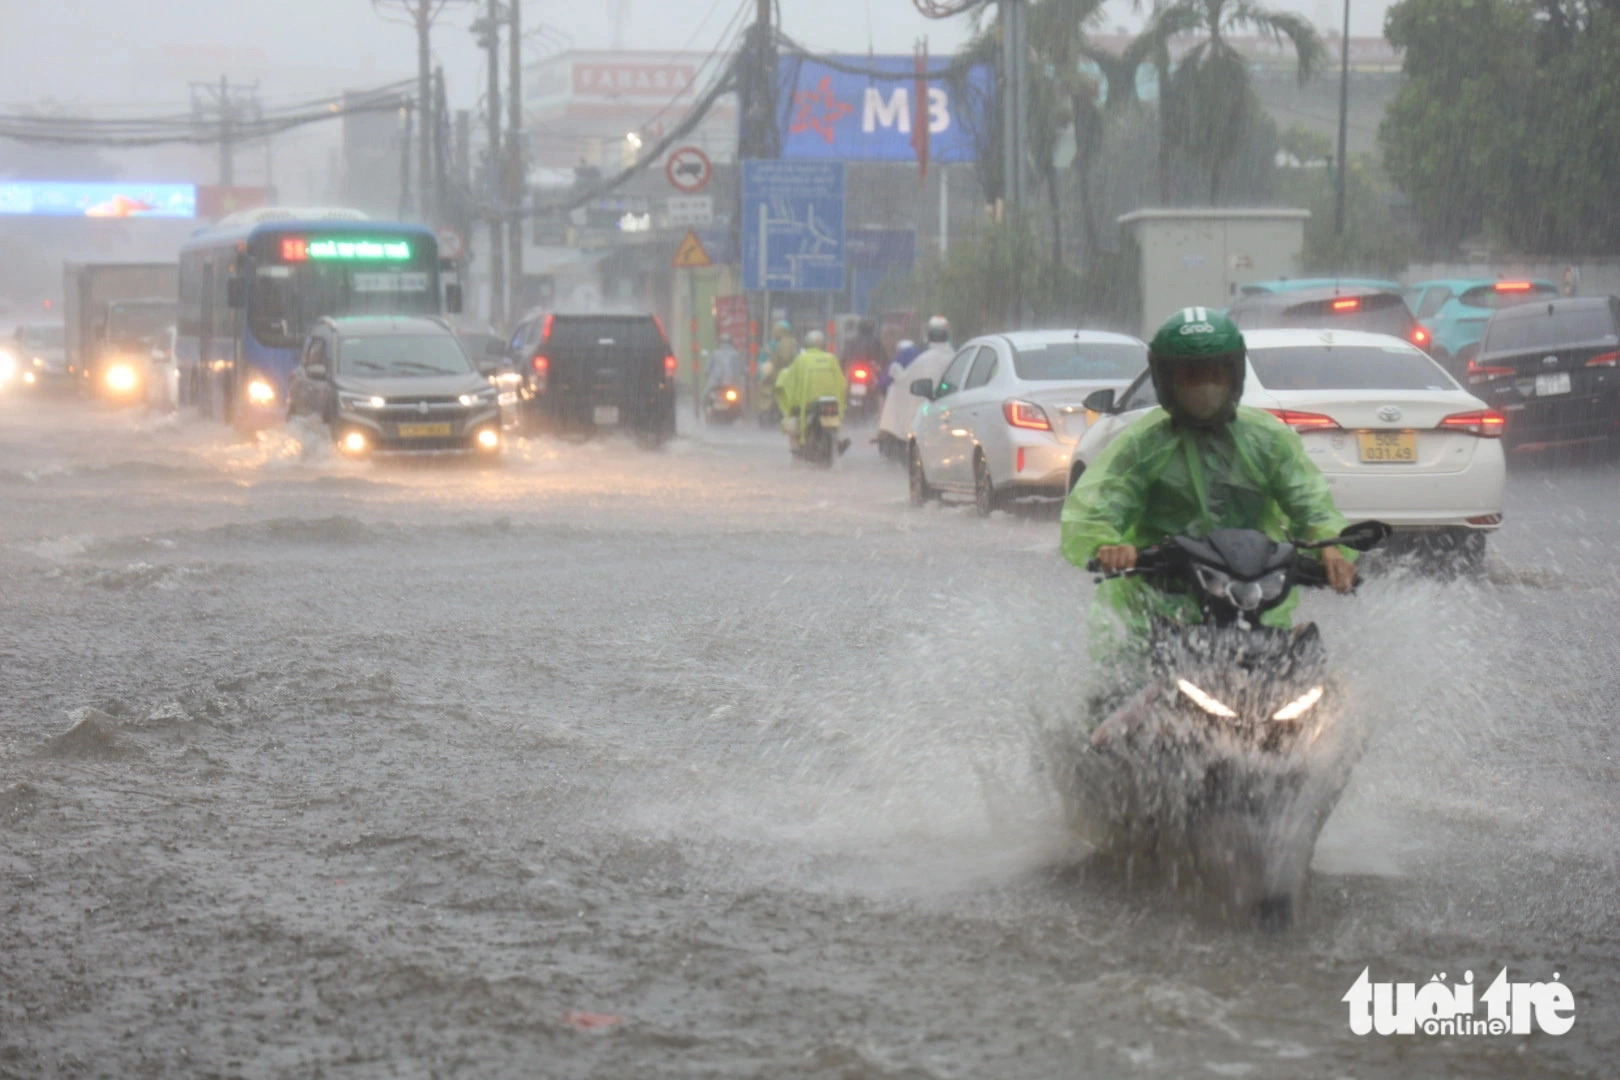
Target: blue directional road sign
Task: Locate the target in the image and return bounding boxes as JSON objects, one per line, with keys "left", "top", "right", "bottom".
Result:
{"left": 741, "top": 160, "right": 845, "bottom": 293}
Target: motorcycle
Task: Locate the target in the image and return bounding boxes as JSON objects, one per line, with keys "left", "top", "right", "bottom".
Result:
{"left": 1062, "top": 520, "right": 1390, "bottom": 929}
{"left": 786, "top": 395, "right": 846, "bottom": 467}
{"left": 844, "top": 362, "right": 879, "bottom": 424}
{"left": 703, "top": 384, "right": 745, "bottom": 425}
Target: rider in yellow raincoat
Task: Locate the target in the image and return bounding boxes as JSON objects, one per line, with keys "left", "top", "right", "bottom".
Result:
{"left": 773, "top": 330, "right": 848, "bottom": 449}
{"left": 1061, "top": 308, "right": 1355, "bottom": 665}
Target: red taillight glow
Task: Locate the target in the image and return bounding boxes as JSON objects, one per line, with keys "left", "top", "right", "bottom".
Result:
{"left": 1439, "top": 409, "right": 1507, "bottom": 437}
{"left": 1331, "top": 298, "right": 1361, "bottom": 312}
{"left": 531, "top": 354, "right": 549, "bottom": 375}
{"left": 850, "top": 366, "right": 871, "bottom": 382}
{"left": 1002, "top": 400, "right": 1052, "bottom": 431}
{"left": 541, "top": 313, "right": 554, "bottom": 342}
{"left": 664, "top": 354, "right": 679, "bottom": 376}
{"left": 1264, "top": 408, "right": 1341, "bottom": 431}
{"left": 1466, "top": 358, "right": 1517, "bottom": 382}
{"left": 1411, "top": 326, "right": 1431, "bottom": 347}
{"left": 1495, "top": 281, "right": 1533, "bottom": 292}
{"left": 1586, "top": 351, "right": 1618, "bottom": 368}
{"left": 1016, "top": 447, "right": 1026, "bottom": 473}
{"left": 281, "top": 237, "right": 308, "bottom": 261}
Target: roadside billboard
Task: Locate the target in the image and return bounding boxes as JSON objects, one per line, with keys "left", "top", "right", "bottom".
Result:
{"left": 775, "top": 56, "right": 992, "bottom": 164}
{"left": 0, "top": 182, "right": 197, "bottom": 218}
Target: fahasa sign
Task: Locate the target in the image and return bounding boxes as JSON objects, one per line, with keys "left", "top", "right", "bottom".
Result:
{"left": 777, "top": 56, "right": 991, "bottom": 164}
{"left": 573, "top": 63, "right": 697, "bottom": 100}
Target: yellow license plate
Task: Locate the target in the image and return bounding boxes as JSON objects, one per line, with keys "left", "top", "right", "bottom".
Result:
{"left": 397, "top": 422, "right": 452, "bottom": 438}
{"left": 1357, "top": 429, "right": 1417, "bottom": 463}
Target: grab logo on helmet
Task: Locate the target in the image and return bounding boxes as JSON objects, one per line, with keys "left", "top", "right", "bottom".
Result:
{"left": 1179, "top": 307, "right": 1216, "bottom": 335}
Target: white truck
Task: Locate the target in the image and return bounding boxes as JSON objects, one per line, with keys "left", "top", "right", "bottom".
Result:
{"left": 62, "top": 262, "right": 178, "bottom": 400}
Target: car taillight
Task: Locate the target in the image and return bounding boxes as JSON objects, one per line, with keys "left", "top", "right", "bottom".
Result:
{"left": 1331, "top": 298, "right": 1361, "bottom": 312}
{"left": 1411, "top": 325, "right": 1431, "bottom": 348}
{"left": 541, "top": 313, "right": 554, "bottom": 342}
{"left": 531, "top": 354, "right": 549, "bottom": 376}
{"left": 1264, "top": 408, "right": 1340, "bottom": 431}
{"left": 1002, "top": 400, "right": 1052, "bottom": 431}
{"left": 1466, "top": 358, "right": 1516, "bottom": 383}
{"left": 1438, "top": 409, "right": 1506, "bottom": 437}
{"left": 1495, "top": 281, "right": 1533, "bottom": 293}
{"left": 850, "top": 366, "right": 871, "bottom": 383}
{"left": 664, "top": 354, "right": 678, "bottom": 376}
{"left": 1586, "top": 352, "right": 1618, "bottom": 368}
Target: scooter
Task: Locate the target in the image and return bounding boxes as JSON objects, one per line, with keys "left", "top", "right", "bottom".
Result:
{"left": 844, "top": 362, "right": 879, "bottom": 424}
{"left": 703, "top": 384, "right": 745, "bottom": 424}
{"left": 786, "top": 396, "right": 846, "bottom": 467}
{"left": 1062, "top": 521, "right": 1390, "bottom": 929}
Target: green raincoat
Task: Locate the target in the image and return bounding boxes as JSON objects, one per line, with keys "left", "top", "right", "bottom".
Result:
{"left": 1061, "top": 405, "right": 1349, "bottom": 660}
{"left": 773, "top": 348, "right": 847, "bottom": 442}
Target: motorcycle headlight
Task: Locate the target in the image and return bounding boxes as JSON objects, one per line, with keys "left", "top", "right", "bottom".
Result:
{"left": 339, "top": 391, "right": 387, "bottom": 410}
{"left": 458, "top": 388, "right": 499, "bottom": 407}
{"left": 1259, "top": 569, "right": 1289, "bottom": 601}
{"left": 105, "top": 363, "right": 139, "bottom": 392}
{"left": 1176, "top": 678, "right": 1237, "bottom": 719}
{"left": 1272, "top": 685, "right": 1325, "bottom": 722}
{"left": 247, "top": 378, "right": 276, "bottom": 405}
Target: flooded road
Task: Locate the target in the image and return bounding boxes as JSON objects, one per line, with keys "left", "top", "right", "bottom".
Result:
{"left": 1, "top": 394, "right": 1615, "bottom": 1078}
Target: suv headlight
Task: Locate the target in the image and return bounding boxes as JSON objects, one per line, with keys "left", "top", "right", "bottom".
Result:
{"left": 459, "top": 387, "right": 499, "bottom": 407}
{"left": 338, "top": 391, "right": 386, "bottom": 410}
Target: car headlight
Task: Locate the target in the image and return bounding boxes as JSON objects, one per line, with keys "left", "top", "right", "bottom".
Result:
{"left": 1176, "top": 678, "right": 1237, "bottom": 719}
{"left": 105, "top": 363, "right": 139, "bottom": 392}
{"left": 1271, "top": 686, "right": 1325, "bottom": 723}
{"left": 459, "top": 388, "right": 499, "bottom": 407}
{"left": 338, "top": 391, "right": 387, "bottom": 410}
{"left": 247, "top": 378, "right": 276, "bottom": 405}
{"left": 0, "top": 352, "right": 15, "bottom": 382}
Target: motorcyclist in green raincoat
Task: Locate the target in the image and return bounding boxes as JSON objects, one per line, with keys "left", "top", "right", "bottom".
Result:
{"left": 774, "top": 330, "right": 850, "bottom": 452}
{"left": 1061, "top": 308, "right": 1356, "bottom": 667}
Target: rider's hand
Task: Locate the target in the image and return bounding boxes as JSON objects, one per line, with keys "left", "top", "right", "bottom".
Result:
{"left": 1096, "top": 544, "right": 1138, "bottom": 571}
{"left": 1320, "top": 546, "right": 1355, "bottom": 593}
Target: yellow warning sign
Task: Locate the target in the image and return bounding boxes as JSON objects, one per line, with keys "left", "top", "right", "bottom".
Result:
{"left": 672, "top": 230, "right": 712, "bottom": 269}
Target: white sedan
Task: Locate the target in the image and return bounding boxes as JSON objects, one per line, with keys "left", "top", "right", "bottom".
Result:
{"left": 1071, "top": 329, "right": 1507, "bottom": 559}
{"left": 908, "top": 330, "right": 1147, "bottom": 514}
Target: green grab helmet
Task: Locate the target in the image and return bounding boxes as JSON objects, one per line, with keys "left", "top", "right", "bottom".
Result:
{"left": 1147, "top": 306, "right": 1248, "bottom": 427}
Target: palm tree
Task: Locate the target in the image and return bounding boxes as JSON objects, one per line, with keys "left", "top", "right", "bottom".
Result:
{"left": 1134, "top": 0, "right": 1326, "bottom": 203}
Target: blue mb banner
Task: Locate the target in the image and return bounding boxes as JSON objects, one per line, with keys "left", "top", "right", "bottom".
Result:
{"left": 776, "top": 56, "right": 992, "bottom": 164}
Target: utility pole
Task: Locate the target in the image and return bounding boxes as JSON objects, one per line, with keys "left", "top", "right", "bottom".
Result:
{"left": 998, "top": 0, "right": 1029, "bottom": 220}
{"left": 475, "top": 0, "right": 506, "bottom": 328}
{"left": 371, "top": 1, "right": 475, "bottom": 221}
{"left": 434, "top": 68, "right": 450, "bottom": 226}
{"left": 737, "top": 0, "right": 778, "bottom": 160}
{"left": 1333, "top": 0, "right": 1350, "bottom": 236}
{"left": 507, "top": 0, "right": 524, "bottom": 319}
{"left": 190, "top": 77, "right": 260, "bottom": 186}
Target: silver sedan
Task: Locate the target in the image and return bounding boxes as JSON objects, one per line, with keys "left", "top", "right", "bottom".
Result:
{"left": 907, "top": 329, "right": 1147, "bottom": 514}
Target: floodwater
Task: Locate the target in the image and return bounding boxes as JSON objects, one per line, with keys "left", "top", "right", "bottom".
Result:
{"left": 1, "top": 393, "right": 1615, "bottom": 1078}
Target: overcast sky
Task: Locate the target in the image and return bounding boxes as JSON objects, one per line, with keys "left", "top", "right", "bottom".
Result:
{"left": 1, "top": 0, "right": 1396, "bottom": 113}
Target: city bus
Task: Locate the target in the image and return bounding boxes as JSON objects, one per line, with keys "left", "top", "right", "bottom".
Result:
{"left": 177, "top": 208, "right": 460, "bottom": 429}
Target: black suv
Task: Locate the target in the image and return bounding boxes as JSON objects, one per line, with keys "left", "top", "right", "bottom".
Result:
{"left": 505, "top": 311, "right": 677, "bottom": 444}
{"left": 1468, "top": 296, "right": 1620, "bottom": 452}
{"left": 1228, "top": 287, "right": 1432, "bottom": 353}
{"left": 287, "top": 315, "right": 503, "bottom": 456}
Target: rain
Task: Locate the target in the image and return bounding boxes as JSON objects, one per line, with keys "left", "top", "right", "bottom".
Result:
{"left": 2, "top": 1, "right": 1617, "bottom": 1077}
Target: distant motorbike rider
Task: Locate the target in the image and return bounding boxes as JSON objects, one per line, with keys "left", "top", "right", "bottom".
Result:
{"left": 877, "top": 315, "right": 953, "bottom": 462}
{"left": 879, "top": 338, "right": 920, "bottom": 393}
{"left": 757, "top": 320, "right": 798, "bottom": 425}
{"left": 1061, "top": 308, "right": 1355, "bottom": 667}
{"left": 841, "top": 316, "right": 887, "bottom": 380}
{"left": 704, "top": 333, "right": 747, "bottom": 395}
{"left": 774, "top": 330, "right": 850, "bottom": 455}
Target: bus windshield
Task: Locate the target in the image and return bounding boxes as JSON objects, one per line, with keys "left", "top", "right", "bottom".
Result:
{"left": 248, "top": 231, "right": 438, "bottom": 347}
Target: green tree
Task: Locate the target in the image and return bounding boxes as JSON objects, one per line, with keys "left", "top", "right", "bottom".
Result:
{"left": 1135, "top": 0, "right": 1325, "bottom": 202}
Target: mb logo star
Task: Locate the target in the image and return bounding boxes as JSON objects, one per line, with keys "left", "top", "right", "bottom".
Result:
{"left": 790, "top": 76, "right": 854, "bottom": 144}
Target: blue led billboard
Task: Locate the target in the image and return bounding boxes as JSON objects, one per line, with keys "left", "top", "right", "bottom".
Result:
{"left": 0, "top": 182, "right": 198, "bottom": 218}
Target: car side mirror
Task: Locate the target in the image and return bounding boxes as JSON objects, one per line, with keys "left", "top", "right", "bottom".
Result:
{"left": 445, "top": 283, "right": 463, "bottom": 314}
{"left": 910, "top": 377, "right": 935, "bottom": 400}
{"left": 1083, "top": 388, "right": 1117, "bottom": 413}
{"left": 226, "top": 277, "right": 245, "bottom": 309}
{"left": 304, "top": 363, "right": 327, "bottom": 381}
